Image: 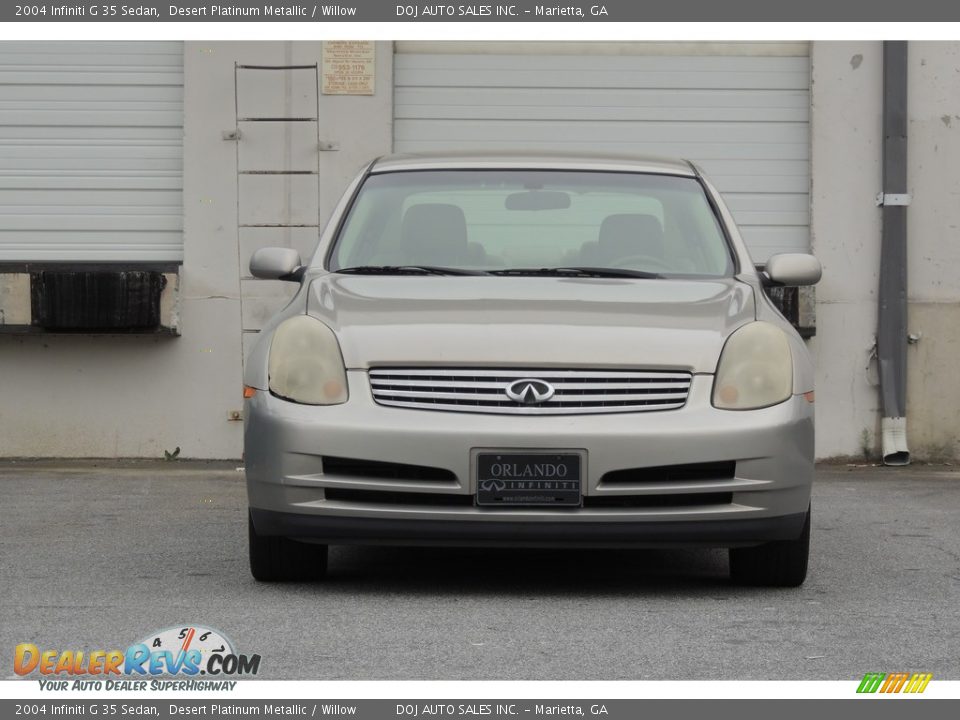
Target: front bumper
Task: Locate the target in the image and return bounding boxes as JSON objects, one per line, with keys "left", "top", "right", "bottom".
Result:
{"left": 245, "top": 372, "right": 814, "bottom": 548}
{"left": 251, "top": 508, "right": 808, "bottom": 548}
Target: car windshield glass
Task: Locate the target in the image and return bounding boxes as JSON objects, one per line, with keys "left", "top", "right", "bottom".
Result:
{"left": 326, "top": 170, "right": 733, "bottom": 277}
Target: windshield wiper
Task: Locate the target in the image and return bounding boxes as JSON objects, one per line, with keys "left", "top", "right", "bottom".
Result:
{"left": 336, "top": 265, "right": 661, "bottom": 279}
{"left": 489, "top": 267, "right": 663, "bottom": 279}
{"left": 335, "top": 265, "right": 489, "bottom": 276}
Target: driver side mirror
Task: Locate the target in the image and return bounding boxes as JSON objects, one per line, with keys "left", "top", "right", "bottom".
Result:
{"left": 763, "top": 253, "right": 822, "bottom": 287}
{"left": 250, "top": 247, "right": 303, "bottom": 281}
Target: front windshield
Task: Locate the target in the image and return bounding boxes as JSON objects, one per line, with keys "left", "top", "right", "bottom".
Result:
{"left": 326, "top": 169, "right": 733, "bottom": 277}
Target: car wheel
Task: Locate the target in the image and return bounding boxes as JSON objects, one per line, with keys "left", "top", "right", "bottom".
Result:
{"left": 248, "top": 510, "right": 328, "bottom": 582}
{"left": 729, "top": 506, "right": 810, "bottom": 587}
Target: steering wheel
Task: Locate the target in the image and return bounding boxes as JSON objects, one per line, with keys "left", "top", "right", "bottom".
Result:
{"left": 608, "top": 254, "right": 674, "bottom": 272}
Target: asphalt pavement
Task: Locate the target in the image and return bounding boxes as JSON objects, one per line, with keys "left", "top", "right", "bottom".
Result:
{"left": 1, "top": 460, "right": 958, "bottom": 680}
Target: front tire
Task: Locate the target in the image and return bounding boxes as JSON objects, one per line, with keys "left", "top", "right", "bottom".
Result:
{"left": 248, "top": 510, "right": 328, "bottom": 582}
{"left": 729, "top": 507, "right": 810, "bottom": 587}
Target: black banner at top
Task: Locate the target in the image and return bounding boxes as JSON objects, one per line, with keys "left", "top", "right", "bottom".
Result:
{"left": 5, "top": 0, "right": 960, "bottom": 22}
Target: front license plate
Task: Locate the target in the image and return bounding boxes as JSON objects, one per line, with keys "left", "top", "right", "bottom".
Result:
{"left": 476, "top": 452, "right": 582, "bottom": 507}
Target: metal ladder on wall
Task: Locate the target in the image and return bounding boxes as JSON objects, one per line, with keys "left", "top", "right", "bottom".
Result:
{"left": 232, "top": 62, "right": 321, "bottom": 364}
{"left": 233, "top": 61, "right": 321, "bottom": 238}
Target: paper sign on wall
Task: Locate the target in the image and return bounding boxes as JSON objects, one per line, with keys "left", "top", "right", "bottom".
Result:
{"left": 322, "top": 41, "right": 376, "bottom": 95}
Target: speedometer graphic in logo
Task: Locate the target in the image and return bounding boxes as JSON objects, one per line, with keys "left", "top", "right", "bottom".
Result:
{"left": 137, "top": 625, "right": 234, "bottom": 672}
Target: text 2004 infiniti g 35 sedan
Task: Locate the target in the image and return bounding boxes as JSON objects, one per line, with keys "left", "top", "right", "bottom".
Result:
{"left": 242, "top": 152, "right": 821, "bottom": 586}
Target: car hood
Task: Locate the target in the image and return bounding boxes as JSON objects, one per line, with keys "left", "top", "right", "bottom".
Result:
{"left": 307, "top": 275, "right": 756, "bottom": 373}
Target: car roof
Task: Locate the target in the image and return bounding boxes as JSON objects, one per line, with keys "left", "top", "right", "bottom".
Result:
{"left": 370, "top": 151, "right": 697, "bottom": 176}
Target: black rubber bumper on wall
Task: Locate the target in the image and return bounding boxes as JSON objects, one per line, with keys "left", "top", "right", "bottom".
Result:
{"left": 31, "top": 270, "right": 166, "bottom": 330}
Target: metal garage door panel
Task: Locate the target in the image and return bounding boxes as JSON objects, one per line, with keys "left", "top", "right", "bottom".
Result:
{"left": 394, "top": 50, "right": 810, "bottom": 262}
{"left": 0, "top": 108, "right": 183, "bottom": 127}
{"left": 395, "top": 134, "right": 809, "bottom": 161}
{"left": 396, "top": 54, "right": 810, "bottom": 90}
{"left": 0, "top": 70, "right": 183, "bottom": 86}
{"left": 396, "top": 119, "right": 809, "bottom": 145}
{"left": 397, "top": 87, "right": 809, "bottom": 122}
{"left": 739, "top": 227, "right": 811, "bottom": 262}
{"left": 0, "top": 232, "right": 184, "bottom": 262}
{"left": 0, "top": 189, "right": 182, "bottom": 207}
{"left": 0, "top": 41, "right": 184, "bottom": 263}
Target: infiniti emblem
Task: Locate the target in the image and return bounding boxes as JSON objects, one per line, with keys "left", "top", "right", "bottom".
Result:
{"left": 505, "top": 379, "right": 555, "bottom": 405}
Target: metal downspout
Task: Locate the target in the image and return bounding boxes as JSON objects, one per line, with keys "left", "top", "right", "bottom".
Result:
{"left": 878, "top": 41, "right": 911, "bottom": 466}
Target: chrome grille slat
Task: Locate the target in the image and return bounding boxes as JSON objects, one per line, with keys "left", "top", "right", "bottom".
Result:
{"left": 371, "top": 368, "right": 691, "bottom": 380}
{"left": 372, "top": 399, "right": 689, "bottom": 415}
{"left": 369, "top": 368, "right": 692, "bottom": 415}
{"left": 376, "top": 389, "right": 524, "bottom": 402}
{"left": 371, "top": 378, "right": 691, "bottom": 391}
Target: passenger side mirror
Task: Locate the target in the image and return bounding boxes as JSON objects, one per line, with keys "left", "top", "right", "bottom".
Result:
{"left": 250, "top": 247, "right": 303, "bottom": 281}
{"left": 763, "top": 253, "right": 822, "bottom": 287}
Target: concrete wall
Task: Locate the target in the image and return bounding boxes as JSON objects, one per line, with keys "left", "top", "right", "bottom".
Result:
{"left": 903, "top": 43, "right": 960, "bottom": 460}
{"left": 810, "top": 41, "right": 960, "bottom": 460}
{"left": 0, "top": 41, "right": 393, "bottom": 459}
{"left": 808, "top": 42, "right": 884, "bottom": 458}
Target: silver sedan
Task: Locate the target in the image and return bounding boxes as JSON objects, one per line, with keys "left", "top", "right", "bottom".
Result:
{"left": 243, "top": 152, "right": 821, "bottom": 586}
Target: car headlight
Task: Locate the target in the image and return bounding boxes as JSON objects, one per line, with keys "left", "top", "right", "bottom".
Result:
{"left": 268, "top": 315, "right": 348, "bottom": 405}
{"left": 712, "top": 322, "right": 792, "bottom": 410}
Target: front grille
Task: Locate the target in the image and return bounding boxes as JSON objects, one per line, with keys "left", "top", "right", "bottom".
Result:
{"left": 369, "top": 368, "right": 692, "bottom": 415}
{"left": 323, "top": 488, "right": 732, "bottom": 509}
{"left": 321, "top": 456, "right": 456, "bottom": 483}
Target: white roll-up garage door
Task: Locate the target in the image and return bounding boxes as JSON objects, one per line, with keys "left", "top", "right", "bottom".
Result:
{"left": 394, "top": 43, "right": 810, "bottom": 263}
{"left": 0, "top": 41, "right": 183, "bottom": 263}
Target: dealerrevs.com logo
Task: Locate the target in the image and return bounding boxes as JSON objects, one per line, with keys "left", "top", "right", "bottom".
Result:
{"left": 14, "top": 625, "right": 260, "bottom": 691}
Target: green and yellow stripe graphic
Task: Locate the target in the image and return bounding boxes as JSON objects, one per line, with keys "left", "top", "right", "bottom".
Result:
{"left": 857, "top": 672, "right": 933, "bottom": 694}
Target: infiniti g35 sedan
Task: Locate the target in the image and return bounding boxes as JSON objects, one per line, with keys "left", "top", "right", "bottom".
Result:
{"left": 243, "top": 152, "right": 821, "bottom": 586}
